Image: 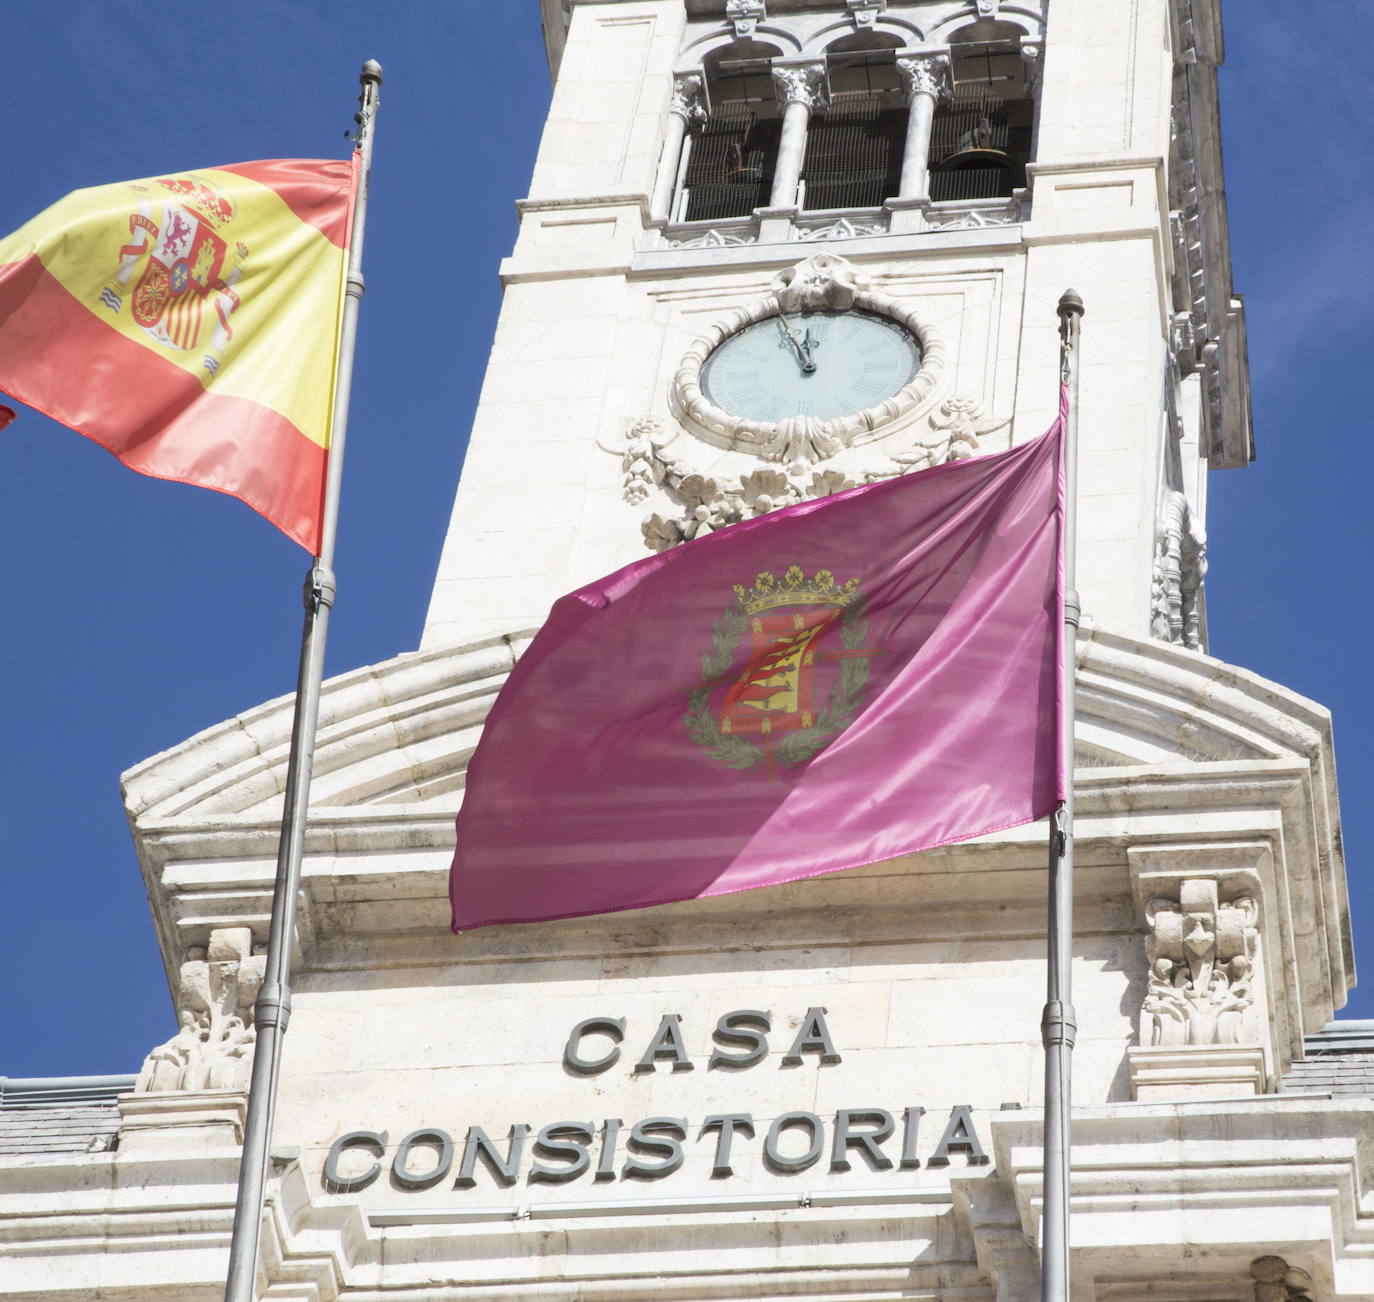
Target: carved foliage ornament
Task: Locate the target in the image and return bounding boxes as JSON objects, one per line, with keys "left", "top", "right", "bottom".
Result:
{"left": 625, "top": 396, "right": 1006, "bottom": 554}
{"left": 1142, "top": 880, "right": 1259, "bottom": 1049}
{"left": 670, "top": 72, "right": 708, "bottom": 126}
{"left": 136, "top": 926, "right": 265, "bottom": 1093}
{"left": 771, "top": 61, "right": 828, "bottom": 111}
{"left": 895, "top": 53, "right": 952, "bottom": 104}
{"left": 672, "top": 252, "right": 947, "bottom": 459}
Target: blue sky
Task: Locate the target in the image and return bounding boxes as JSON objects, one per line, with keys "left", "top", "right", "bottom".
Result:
{"left": 1, "top": 4, "right": 1370, "bottom": 1080}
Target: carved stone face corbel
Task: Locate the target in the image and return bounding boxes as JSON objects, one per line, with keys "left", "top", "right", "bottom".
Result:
{"left": 1128, "top": 875, "right": 1270, "bottom": 1099}
{"left": 135, "top": 926, "right": 265, "bottom": 1094}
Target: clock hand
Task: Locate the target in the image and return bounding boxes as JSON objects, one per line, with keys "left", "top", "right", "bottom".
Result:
{"left": 777, "top": 316, "right": 817, "bottom": 374}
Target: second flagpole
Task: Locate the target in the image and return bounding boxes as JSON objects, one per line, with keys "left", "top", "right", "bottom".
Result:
{"left": 222, "top": 60, "right": 382, "bottom": 1302}
{"left": 1041, "top": 289, "right": 1083, "bottom": 1302}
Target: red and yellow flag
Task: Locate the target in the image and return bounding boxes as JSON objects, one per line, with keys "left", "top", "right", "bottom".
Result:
{"left": 0, "top": 159, "right": 356, "bottom": 551}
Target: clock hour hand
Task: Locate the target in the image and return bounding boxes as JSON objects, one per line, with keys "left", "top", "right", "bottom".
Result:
{"left": 777, "top": 317, "right": 818, "bottom": 374}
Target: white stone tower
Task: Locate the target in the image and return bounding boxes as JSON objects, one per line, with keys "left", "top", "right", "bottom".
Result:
{"left": 7, "top": 5, "right": 1367, "bottom": 1302}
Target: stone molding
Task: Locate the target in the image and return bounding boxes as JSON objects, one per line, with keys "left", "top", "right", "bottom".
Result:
{"left": 1127, "top": 1043, "right": 1267, "bottom": 1100}
{"left": 982, "top": 1099, "right": 1374, "bottom": 1300}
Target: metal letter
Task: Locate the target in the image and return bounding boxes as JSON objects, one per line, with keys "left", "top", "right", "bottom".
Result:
{"left": 634, "top": 1013, "right": 694, "bottom": 1072}
{"left": 781, "top": 1007, "right": 841, "bottom": 1065}
{"left": 900, "top": 1106, "right": 925, "bottom": 1169}
{"left": 563, "top": 1016, "right": 626, "bottom": 1074}
{"left": 763, "top": 1111, "right": 825, "bottom": 1173}
{"left": 529, "top": 1122, "right": 595, "bottom": 1183}
{"left": 392, "top": 1128, "right": 453, "bottom": 1190}
{"left": 622, "top": 1117, "right": 688, "bottom": 1179}
{"left": 830, "top": 1108, "right": 895, "bottom": 1172}
{"left": 595, "top": 1118, "right": 623, "bottom": 1181}
{"left": 709, "top": 1010, "right": 771, "bottom": 1069}
{"left": 322, "top": 1129, "right": 387, "bottom": 1193}
{"left": 700, "top": 1113, "right": 755, "bottom": 1177}
{"left": 455, "top": 1124, "right": 529, "bottom": 1188}
{"left": 928, "top": 1105, "right": 990, "bottom": 1167}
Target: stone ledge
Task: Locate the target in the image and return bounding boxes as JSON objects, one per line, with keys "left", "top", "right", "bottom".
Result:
{"left": 1127, "top": 1044, "right": 1267, "bottom": 1100}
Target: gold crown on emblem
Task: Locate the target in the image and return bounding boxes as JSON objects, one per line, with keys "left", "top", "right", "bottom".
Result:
{"left": 732, "top": 566, "right": 860, "bottom": 614}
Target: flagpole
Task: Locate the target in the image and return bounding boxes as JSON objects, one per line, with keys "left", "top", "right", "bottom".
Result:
{"left": 1041, "top": 288, "right": 1083, "bottom": 1302}
{"left": 222, "top": 59, "right": 381, "bottom": 1302}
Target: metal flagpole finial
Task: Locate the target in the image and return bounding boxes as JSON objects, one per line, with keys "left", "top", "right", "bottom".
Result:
{"left": 347, "top": 61, "right": 383, "bottom": 146}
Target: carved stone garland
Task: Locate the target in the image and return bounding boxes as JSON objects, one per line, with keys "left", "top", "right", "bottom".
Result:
{"left": 671, "top": 252, "right": 948, "bottom": 458}
{"left": 136, "top": 926, "right": 265, "bottom": 1093}
{"left": 1150, "top": 489, "right": 1207, "bottom": 650}
{"left": 1142, "top": 880, "right": 1259, "bottom": 1048}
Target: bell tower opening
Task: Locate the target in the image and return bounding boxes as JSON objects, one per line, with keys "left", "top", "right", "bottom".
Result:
{"left": 930, "top": 21, "right": 1034, "bottom": 202}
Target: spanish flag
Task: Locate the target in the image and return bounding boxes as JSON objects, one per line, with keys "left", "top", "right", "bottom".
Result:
{"left": 0, "top": 159, "right": 356, "bottom": 552}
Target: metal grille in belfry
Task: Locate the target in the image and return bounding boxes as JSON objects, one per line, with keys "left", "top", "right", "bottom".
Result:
{"left": 682, "top": 105, "right": 780, "bottom": 222}
{"left": 929, "top": 79, "right": 1032, "bottom": 202}
{"left": 800, "top": 98, "right": 906, "bottom": 211}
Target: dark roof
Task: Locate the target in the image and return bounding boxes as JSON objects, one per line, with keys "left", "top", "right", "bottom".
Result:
{"left": 1283, "top": 1021, "right": 1374, "bottom": 1098}
{"left": 0, "top": 1074, "right": 135, "bottom": 1158}
{"left": 0, "top": 1104, "right": 121, "bottom": 1157}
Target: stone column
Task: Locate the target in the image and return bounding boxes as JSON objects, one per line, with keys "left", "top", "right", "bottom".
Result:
{"left": 768, "top": 60, "right": 827, "bottom": 210}
{"left": 894, "top": 52, "right": 951, "bottom": 201}
{"left": 651, "top": 73, "right": 707, "bottom": 224}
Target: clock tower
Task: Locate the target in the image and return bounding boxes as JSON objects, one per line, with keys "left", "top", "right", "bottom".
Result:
{"left": 33, "top": 4, "right": 1354, "bottom": 1302}
{"left": 422, "top": 0, "right": 1247, "bottom": 661}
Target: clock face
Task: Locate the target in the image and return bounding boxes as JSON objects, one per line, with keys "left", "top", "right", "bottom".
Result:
{"left": 700, "top": 309, "right": 922, "bottom": 424}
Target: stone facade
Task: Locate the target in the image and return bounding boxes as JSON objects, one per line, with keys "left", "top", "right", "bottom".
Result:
{"left": 0, "top": 3, "right": 1365, "bottom": 1302}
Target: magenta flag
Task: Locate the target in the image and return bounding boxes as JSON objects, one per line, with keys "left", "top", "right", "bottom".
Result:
{"left": 450, "top": 416, "right": 1064, "bottom": 931}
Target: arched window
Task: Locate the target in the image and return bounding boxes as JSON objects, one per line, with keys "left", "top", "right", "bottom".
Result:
{"left": 930, "top": 22, "right": 1034, "bottom": 202}
{"left": 679, "top": 40, "right": 784, "bottom": 222}
{"left": 800, "top": 32, "right": 906, "bottom": 212}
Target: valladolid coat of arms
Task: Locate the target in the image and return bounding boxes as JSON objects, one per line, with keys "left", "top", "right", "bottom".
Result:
{"left": 684, "top": 565, "right": 885, "bottom": 780}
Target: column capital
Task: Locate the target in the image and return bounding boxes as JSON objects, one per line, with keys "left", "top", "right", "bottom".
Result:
{"left": 669, "top": 71, "right": 709, "bottom": 126}
{"left": 771, "top": 59, "right": 828, "bottom": 111}
{"left": 895, "top": 51, "right": 952, "bottom": 105}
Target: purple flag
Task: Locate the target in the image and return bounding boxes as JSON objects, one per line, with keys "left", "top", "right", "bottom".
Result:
{"left": 451, "top": 416, "right": 1064, "bottom": 931}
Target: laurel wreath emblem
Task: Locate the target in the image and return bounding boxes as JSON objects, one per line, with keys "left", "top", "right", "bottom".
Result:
{"left": 683, "top": 576, "right": 874, "bottom": 773}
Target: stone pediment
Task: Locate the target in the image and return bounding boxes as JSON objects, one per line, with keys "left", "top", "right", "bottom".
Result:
{"left": 123, "top": 620, "right": 1350, "bottom": 1057}
{"left": 123, "top": 621, "right": 1335, "bottom": 825}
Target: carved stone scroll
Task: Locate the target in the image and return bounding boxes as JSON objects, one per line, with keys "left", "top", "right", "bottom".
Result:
{"left": 1251, "top": 1256, "right": 1315, "bottom": 1302}
{"left": 136, "top": 926, "right": 265, "bottom": 1093}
